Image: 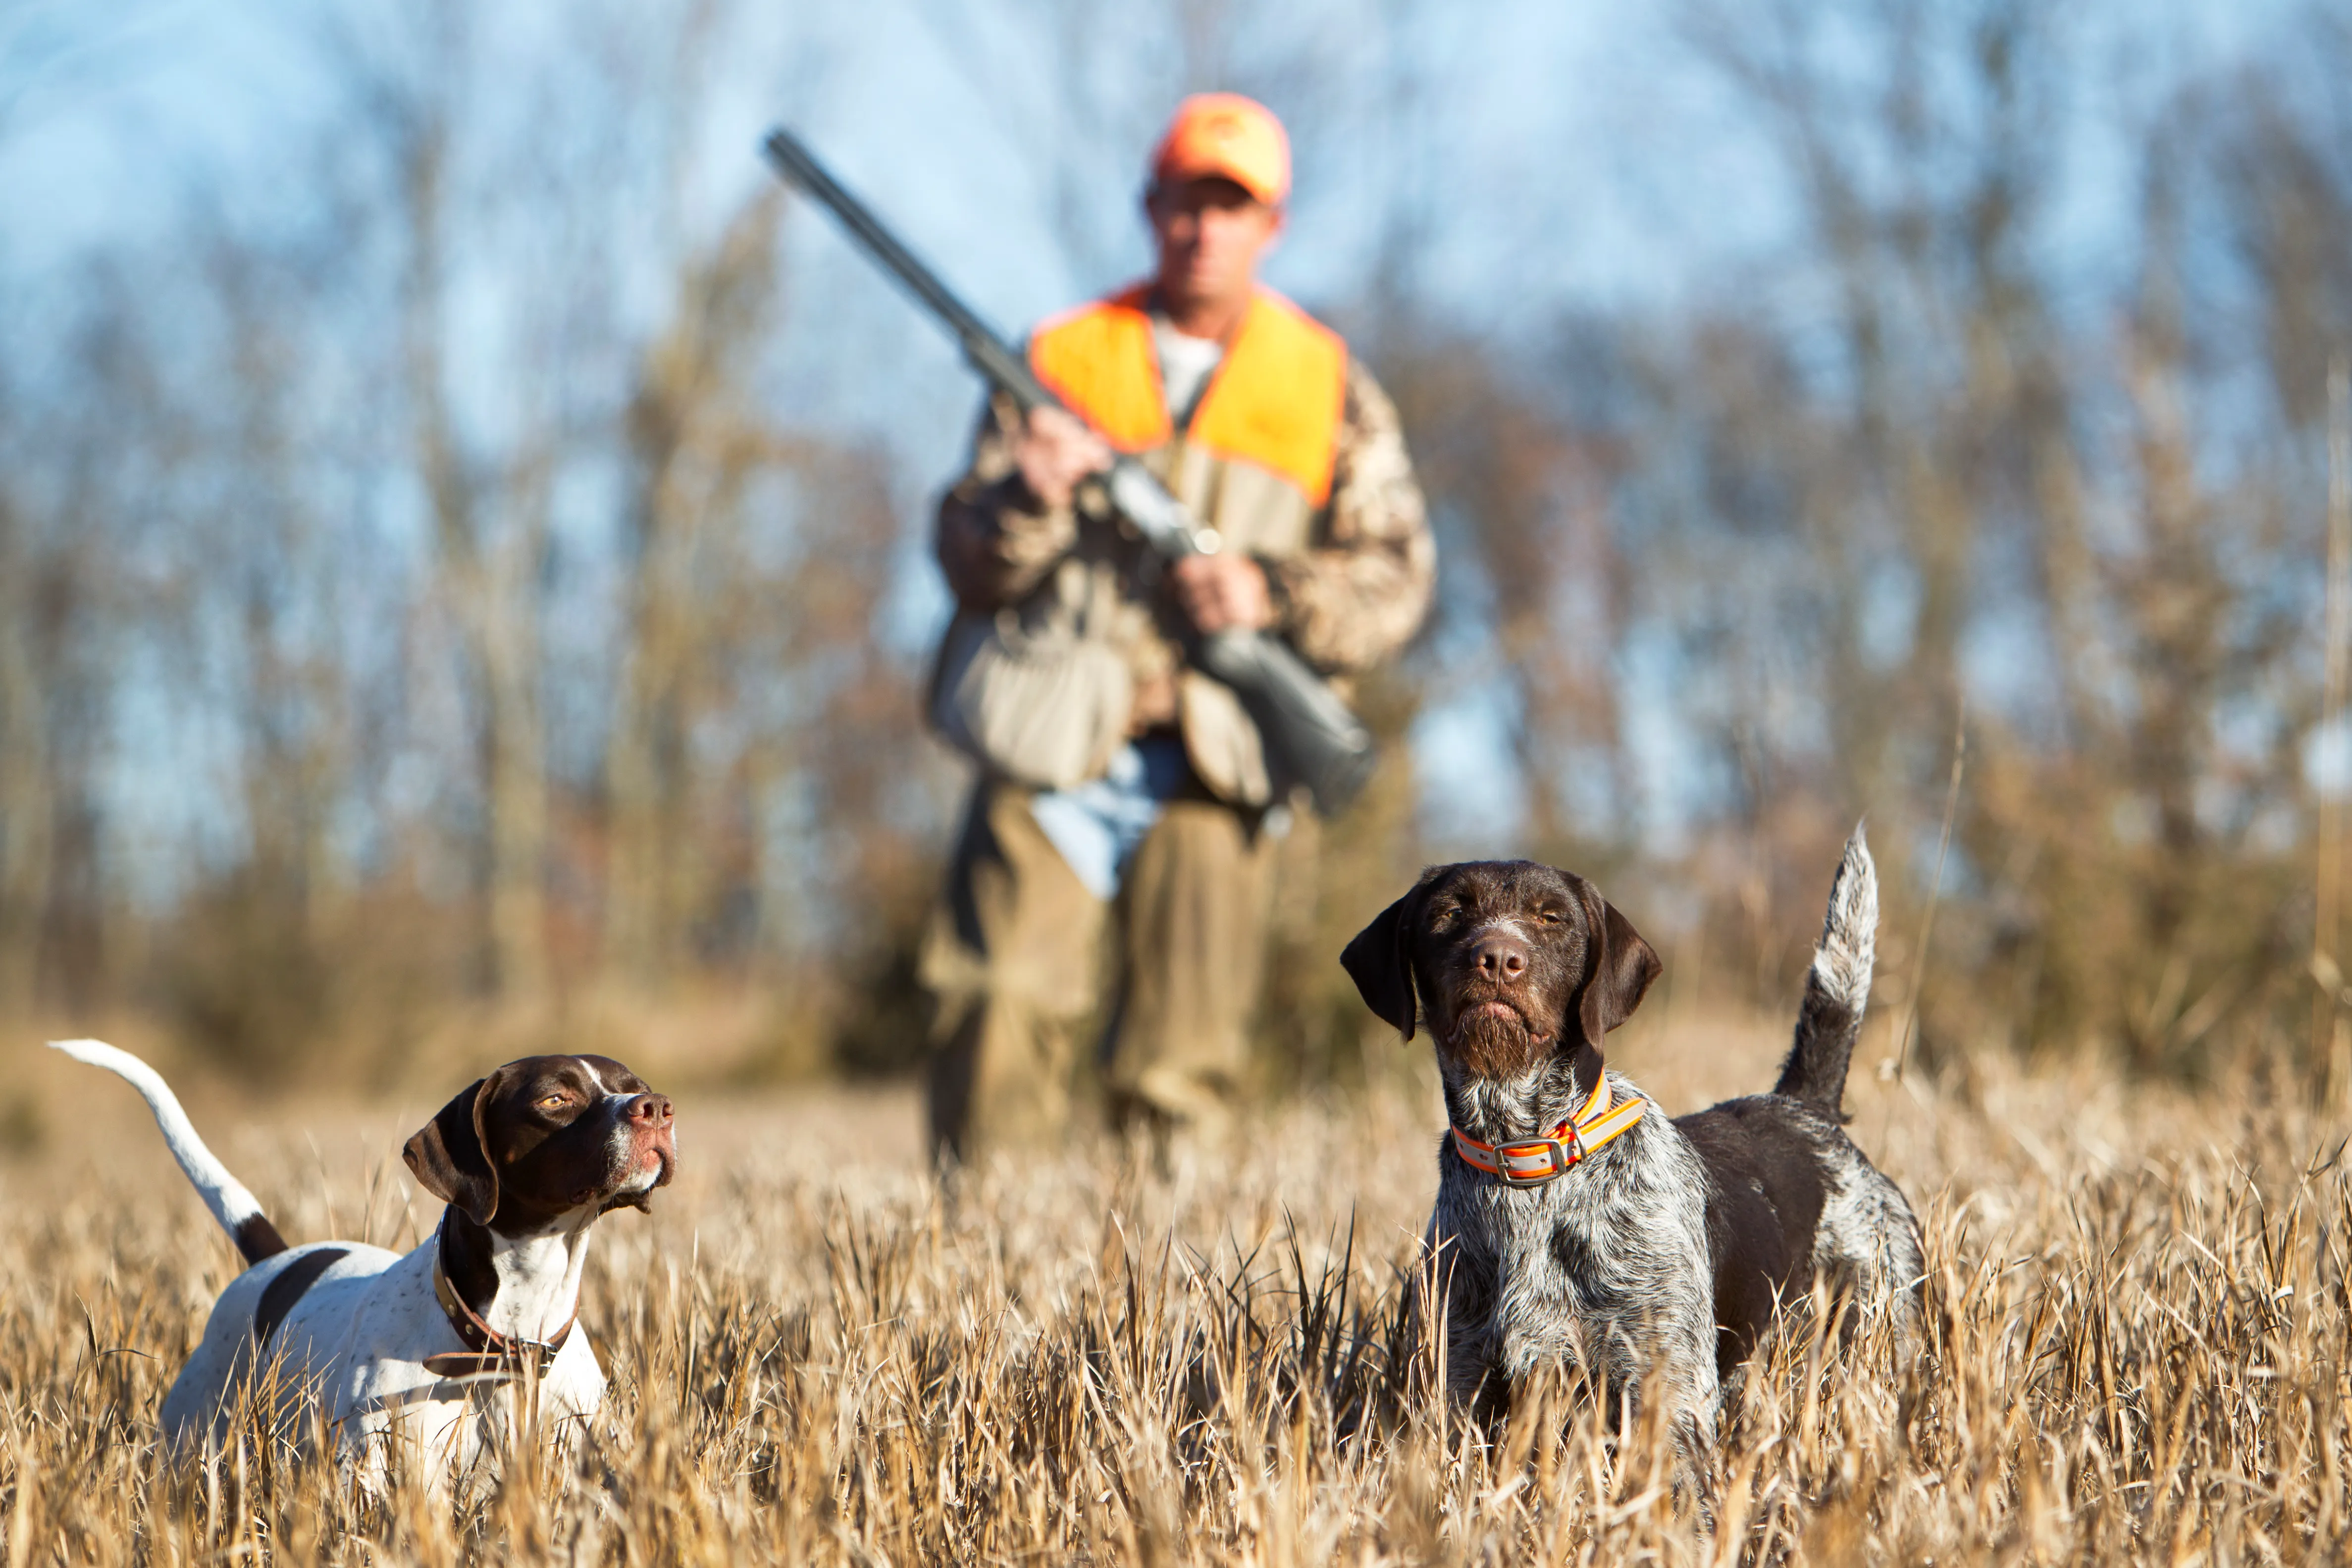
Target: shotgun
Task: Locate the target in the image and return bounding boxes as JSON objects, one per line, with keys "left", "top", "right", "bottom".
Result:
{"left": 761, "top": 126, "right": 1376, "bottom": 815}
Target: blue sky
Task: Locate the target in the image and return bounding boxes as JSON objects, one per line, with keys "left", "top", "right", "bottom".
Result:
{"left": 0, "top": 0, "right": 2322, "bottom": 864}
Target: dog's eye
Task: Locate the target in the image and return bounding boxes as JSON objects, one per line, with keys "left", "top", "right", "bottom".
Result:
{"left": 537, "top": 1094, "right": 574, "bottom": 1111}
{"left": 1535, "top": 909, "right": 1564, "bottom": 926}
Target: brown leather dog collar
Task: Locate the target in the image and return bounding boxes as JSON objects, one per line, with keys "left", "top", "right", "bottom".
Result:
{"left": 422, "top": 1211, "right": 576, "bottom": 1380}
{"left": 1450, "top": 1073, "right": 1647, "bottom": 1187}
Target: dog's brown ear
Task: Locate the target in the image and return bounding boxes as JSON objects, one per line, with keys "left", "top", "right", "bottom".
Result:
{"left": 403, "top": 1068, "right": 516, "bottom": 1227}
{"left": 1342, "top": 872, "right": 1435, "bottom": 1041}
{"left": 1575, "top": 887, "right": 1662, "bottom": 1048}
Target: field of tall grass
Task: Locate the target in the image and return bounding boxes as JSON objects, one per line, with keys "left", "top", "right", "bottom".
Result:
{"left": 4, "top": 1007, "right": 2348, "bottom": 1565}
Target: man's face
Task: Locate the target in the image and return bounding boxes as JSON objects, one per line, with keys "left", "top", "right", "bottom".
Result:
{"left": 1147, "top": 176, "right": 1282, "bottom": 319}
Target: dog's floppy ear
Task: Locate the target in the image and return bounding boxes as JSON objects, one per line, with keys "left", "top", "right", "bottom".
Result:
{"left": 1574, "top": 885, "right": 1662, "bottom": 1048}
{"left": 1342, "top": 871, "right": 1436, "bottom": 1041}
{"left": 403, "top": 1067, "right": 518, "bottom": 1226}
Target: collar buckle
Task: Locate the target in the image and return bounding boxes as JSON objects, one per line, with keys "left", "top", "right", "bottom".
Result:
{"left": 1493, "top": 1136, "right": 1575, "bottom": 1187}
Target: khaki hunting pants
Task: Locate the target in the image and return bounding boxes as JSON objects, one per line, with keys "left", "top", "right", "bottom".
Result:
{"left": 919, "top": 780, "right": 1274, "bottom": 1164}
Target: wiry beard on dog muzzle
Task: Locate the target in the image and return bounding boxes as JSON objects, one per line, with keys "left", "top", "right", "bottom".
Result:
{"left": 1445, "top": 1002, "right": 1552, "bottom": 1077}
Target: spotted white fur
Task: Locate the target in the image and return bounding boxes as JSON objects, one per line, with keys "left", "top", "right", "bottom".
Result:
{"left": 54, "top": 1040, "right": 637, "bottom": 1491}
{"left": 160, "top": 1231, "right": 607, "bottom": 1487}
{"left": 1812, "top": 1135, "right": 1926, "bottom": 1300}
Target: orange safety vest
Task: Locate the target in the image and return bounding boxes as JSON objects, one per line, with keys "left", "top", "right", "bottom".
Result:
{"left": 1027, "top": 285, "right": 1347, "bottom": 508}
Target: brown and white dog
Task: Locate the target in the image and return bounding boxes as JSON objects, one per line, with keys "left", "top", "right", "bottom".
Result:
{"left": 52, "top": 1040, "right": 675, "bottom": 1482}
{"left": 1340, "top": 828, "right": 1920, "bottom": 1448}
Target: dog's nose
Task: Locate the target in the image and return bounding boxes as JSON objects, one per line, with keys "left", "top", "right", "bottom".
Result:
{"left": 626, "top": 1093, "right": 673, "bottom": 1126}
{"left": 1472, "top": 934, "right": 1527, "bottom": 981}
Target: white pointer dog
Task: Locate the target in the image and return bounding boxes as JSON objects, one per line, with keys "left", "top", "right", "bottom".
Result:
{"left": 53, "top": 1041, "right": 675, "bottom": 1480}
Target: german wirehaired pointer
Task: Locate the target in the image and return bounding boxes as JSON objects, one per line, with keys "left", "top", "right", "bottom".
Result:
{"left": 52, "top": 1040, "right": 675, "bottom": 1481}
{"left": 1341, "top": 827, "right": 1920, "bottom": 1440}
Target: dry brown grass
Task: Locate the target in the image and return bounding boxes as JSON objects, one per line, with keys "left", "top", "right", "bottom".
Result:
{"left": 6, "top": 1008, "right": 2351, "bottom": 1565}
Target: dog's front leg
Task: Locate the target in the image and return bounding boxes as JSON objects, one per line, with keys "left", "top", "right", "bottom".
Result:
{"left": 1655, "top": 1333, "right": 1724, "bottom": 1531}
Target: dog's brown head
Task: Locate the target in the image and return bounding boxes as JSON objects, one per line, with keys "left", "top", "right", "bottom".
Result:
{"left": 402, "top": 1055, "right": 676, "bottom": 1231}
{"left": 1341, "top": 861, "right": 1660, "bottom": 1079}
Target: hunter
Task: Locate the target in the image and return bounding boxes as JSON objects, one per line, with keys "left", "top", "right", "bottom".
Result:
{"left": 923, "top": 93, "right": 1433, "bottom": 1162}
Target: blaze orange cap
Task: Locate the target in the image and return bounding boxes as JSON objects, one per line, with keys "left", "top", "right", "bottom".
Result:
{"left": 1149, "top": 94, "right": 1290, "bottom": 207}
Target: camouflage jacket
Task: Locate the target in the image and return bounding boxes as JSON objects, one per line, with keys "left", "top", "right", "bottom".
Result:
{"left": 936, "top": 356, "right": 1434, "bottom": 704}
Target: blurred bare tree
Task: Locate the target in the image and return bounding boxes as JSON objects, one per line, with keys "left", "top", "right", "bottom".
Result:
{"left": 1652, "top": 0, "right": 2337, "bottom": 1068}
{"left": 1, "top": 0, "right": 2346, "bottom": 1088}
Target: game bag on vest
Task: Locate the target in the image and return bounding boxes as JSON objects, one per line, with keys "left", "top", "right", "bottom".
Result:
{"left": 927, "top": 557, "right": 1135, "bottom": 791}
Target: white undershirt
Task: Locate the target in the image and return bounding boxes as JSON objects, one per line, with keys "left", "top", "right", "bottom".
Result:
{"left": 1150, "top": 315, "right": 1225, "bottom": 426}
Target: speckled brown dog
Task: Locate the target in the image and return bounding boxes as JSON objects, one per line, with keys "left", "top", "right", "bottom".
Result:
{"left": 1342, "top": 826, "right": 1921, "bottom": 1445}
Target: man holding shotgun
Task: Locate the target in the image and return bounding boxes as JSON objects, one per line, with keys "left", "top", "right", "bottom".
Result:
{"left": 923, "top": 94, "right": 1432, "bottom": 1162}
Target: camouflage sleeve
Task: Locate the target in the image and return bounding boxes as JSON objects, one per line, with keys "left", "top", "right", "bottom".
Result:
{"left": 1265, "top": 359, "right": 1435, "bottom": 673}
{"left": 935, "top": 390, "right": 1078, "bottom": 612}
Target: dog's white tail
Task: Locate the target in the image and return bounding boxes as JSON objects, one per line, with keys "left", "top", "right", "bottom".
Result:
{"left": 1769, "top": 824, "right": 1879, "bottom": 1117}
{"left": 49, "top": 1039, "right": 288, "bottom": 1264}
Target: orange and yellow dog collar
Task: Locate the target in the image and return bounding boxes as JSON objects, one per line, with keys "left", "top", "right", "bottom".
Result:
{"left": 1450, "top": 1074, "right": 1647, "bottom": 1187}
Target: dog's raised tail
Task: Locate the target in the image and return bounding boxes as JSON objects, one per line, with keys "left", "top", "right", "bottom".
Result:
{"left": 1771, "top": 824, "right": 1879, "bottom": 1117}
{"left": 48, "top": 1039, "right": 288, "bottom": 1264}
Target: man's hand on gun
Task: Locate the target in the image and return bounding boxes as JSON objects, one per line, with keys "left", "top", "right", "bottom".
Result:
{"left": 1169, "top": 555, "right": 1272, "bottom": 634}
{"left": 1016, "top": 407, "right": 1272, "bottom": 636}
{"left": 1013, "top": 407, "right": 1114, "bottom": 510}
